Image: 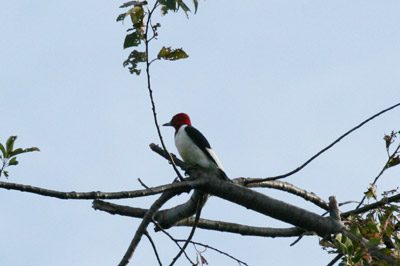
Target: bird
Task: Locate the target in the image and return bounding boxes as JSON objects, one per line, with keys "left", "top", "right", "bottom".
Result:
{"left": 163, "top": 113, "right": 229, "bottom": 180}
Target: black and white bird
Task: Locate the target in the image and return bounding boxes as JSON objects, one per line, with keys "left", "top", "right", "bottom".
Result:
{"left": 163, "top": 113, "right": 228, "bottom": 179}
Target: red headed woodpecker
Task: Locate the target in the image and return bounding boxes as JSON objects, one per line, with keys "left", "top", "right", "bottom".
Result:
{"left": 163, "top": 113, "right": 229, "bottom": 180}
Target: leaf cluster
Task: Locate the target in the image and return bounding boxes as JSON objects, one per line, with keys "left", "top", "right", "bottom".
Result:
{"left": 0, "top": 136, "right": 39, "bottom": 178}
{"left": 117, "top": 0, "right": 194, "bottom": 75}
{"left": 322, "top": 190, "right": 400, "bottom": 266}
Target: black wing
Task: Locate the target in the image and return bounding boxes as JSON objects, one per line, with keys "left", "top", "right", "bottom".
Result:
{"left": 184, "top": 126, "right": 217, "bottom": 165}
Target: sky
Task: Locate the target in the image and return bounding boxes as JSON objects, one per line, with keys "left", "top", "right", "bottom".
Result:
{"left": 1, "top": 0, "right": 400, "bottom": 265}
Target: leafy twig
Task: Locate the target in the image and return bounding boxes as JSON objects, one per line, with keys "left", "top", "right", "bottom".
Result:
{"left": 143, "top": 2, "right": 184, "bottom": 181}
{"left": 0, "top": 136, "right": 39, "bottom": 178}
{"left": 355, "top": 143, "right": 400, "bottom": 209}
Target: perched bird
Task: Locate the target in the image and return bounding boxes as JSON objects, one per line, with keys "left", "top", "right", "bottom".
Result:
{"left": 163, "top": 113, "right": 228, "bottom": 179}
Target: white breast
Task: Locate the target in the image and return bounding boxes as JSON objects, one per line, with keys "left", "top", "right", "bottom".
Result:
{"left": 175, "top": 125, "right": 224, "bottom": 170}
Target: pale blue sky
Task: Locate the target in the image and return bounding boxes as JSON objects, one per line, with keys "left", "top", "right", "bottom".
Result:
{"left": 1, "top": 1, "right": 400, "bottom": 265}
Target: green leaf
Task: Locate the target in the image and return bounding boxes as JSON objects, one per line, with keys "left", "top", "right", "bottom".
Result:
{"left": 120, "top": 1, "right": 148, "bottom": 8}
{"left": 176, "top": 0, "right": 190, "bottom": 14}
{"left": 0, "top": 143, "right": 5, "bottom": 158}
{"left": 159, "top": 0, "right": 177, "bottom": 15}
{"left": 192, "top": 0, "right": 198, "bottom": 13}
{"left": 123, "top": 50, "right": 147, "bottom": 75}
{"left": 159, "top": 0, "right": 177, "bottom": 10}
{"left": 120, "top": 1, "right": 141, "bottom": 8}
{"left": 8, "top": 157, "right": 18, "bottom": 166}
{"left": 116, "top": 13, "right": 127, "bottom": 22}
{"left": 157, "top": 46, "right": 188, "bottom": 61}
{"left": 23, "top": 147, "right": 40, "bottom": 153}
{"left": 369, "top": 238, "right": 382, "bottom": 246}
{"left": 350, "top": 225, "right": 363, "bottom": 240}
{"left": 6, "top": 136, "right": 17, "bottom": 155}
{"left": 9, "top": 147, "right": 40, "bottom": 157}
{"left": 123, "top": 32, "right": 141, "bottom": 49}
{"left": 127, "top": 6, "right": 144, "bottom": 25}
{"left": 4, "top": 171, "right": 9, "bottom": 178}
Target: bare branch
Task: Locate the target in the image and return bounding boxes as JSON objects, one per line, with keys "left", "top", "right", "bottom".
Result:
{"left": 150, "top": 143, "right": 186, "bottom": 170}
{"left": 177, "top": 240, "right": 249, "bottom": 266}
{"left": 0, "top": 179, "right": 194, "bottom": 200}
{"left": 244, "top": 102, "right": 400, "bottom": 184}
{"left": 118, "top": 191, "right": 177, "bottom": 266}
{"left": 153, "top": 219, "right": 195, "bottom": 265}
{"left": 95, "top": 170, "right": 343, "bottom": 237}
{"left": 237, "top": 178, "right": 329, "bottom": 210}
{"left": 144, "top": 231, "right": 162, "bottom": 266}
{"left": 169, "top": 194, "right": 204, "bottom": 266}
{"left": 328, "top": 196, "right": 342, "bottom": 229}
{"left": 195, "top": 173, "right": 344, "bottom": 237}
{"left": 94, "top": 199, "right": 305, "bottom": 237}
{"left": 175, "top": 217, "right": 305, "bottom": 237}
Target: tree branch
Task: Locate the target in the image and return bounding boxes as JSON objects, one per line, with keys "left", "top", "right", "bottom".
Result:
{"left": 342, "top": 192, "right": 400, "bottom": 217}
{"left": 144, "top": 231, "right": 162, "bottom": 266}
{"left": 0, "top": 179, "right": 194, "bottom": 200}
{"left": 237, "top": 178, "right": 329, "bottom": 210}
{"left": 150, "top": 143, "right": 186, "bottom": 170}
{"left": 175, "top": 217, "right": 306, "bottom": 237}
{"left": 194, "top": 172, "right": 344, "bottom": 237}
{"left": 118, "top": 191, "right": 177, "bottom": 266}
{"left": 153, "top": 219, "right": 195, "bottom": 265}
{"left": 93, "top": 199, "right": 305, "bottom": 237}
{"left": 244, "top": 102, "right": 400, "bottom": 184}
{"left": 169, "top": 194, "right": 203, "bottom": 266}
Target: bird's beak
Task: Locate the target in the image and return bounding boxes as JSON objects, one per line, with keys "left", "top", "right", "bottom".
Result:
{"left": 163, "top": 122, "right": 172, "bottom": 127}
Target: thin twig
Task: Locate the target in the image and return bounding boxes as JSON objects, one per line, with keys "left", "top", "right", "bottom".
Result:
{"left": 342, "top": 192, "right": 400, "bottom": 217}
{"left": 245, "top": 102, "right": 400, "bottom": 184}
{"left": 144, "top": 2, "right": 184, "bottom": 181}
{"left": 144, "top": 231, "right": 162, "bottom": 266}
{"left": 138, "top": 178, "right": 150, "bottom": 189}
{"left": 176, "top": 240, "right": 249, "bottom": 266}
{"left": 118, "top": 191, "right": 176, "bottom": 266}
{"left": 326, "top": 254, "right": 343, "bottom": 266}
{"left": 356, "top": 144, "right": 400, "bottom": 209}
{"left": 153, "top": 219, "right": 195, "bottom": 265}
{"left": 290, "top": 235, "right": 305, "bottom": 246}
{"left": 169, "top": 195, "right": 203, "bottom": 266}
